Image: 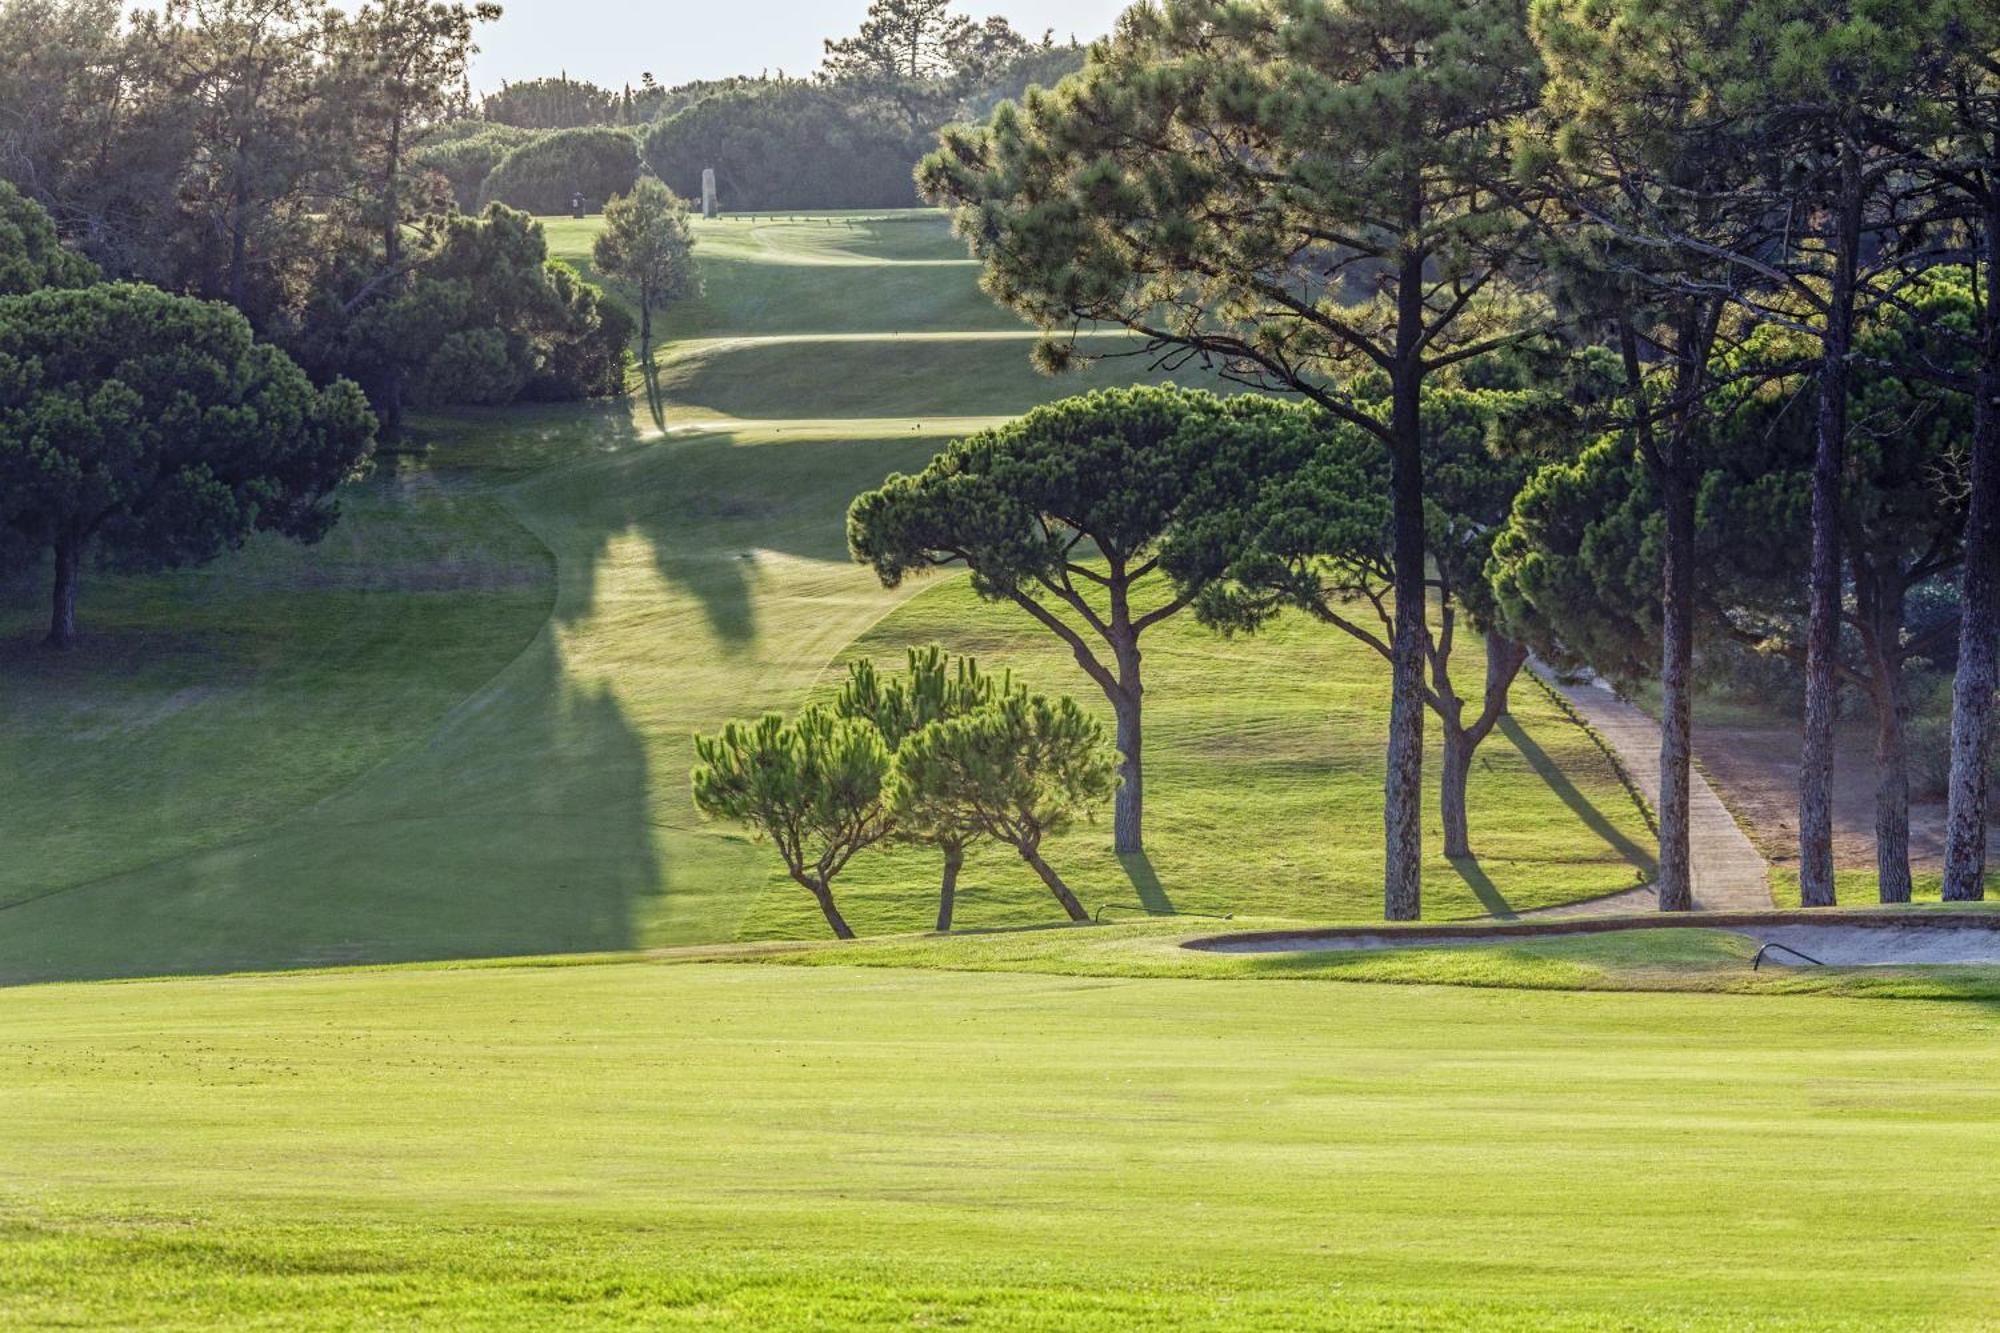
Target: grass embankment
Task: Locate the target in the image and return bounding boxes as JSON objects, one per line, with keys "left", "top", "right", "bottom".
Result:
{"left": 0, "top": 210, "right": 1655, "bottom": 982}
{"left": 5, "top": 959, "right": 2000, "bottom": 1329}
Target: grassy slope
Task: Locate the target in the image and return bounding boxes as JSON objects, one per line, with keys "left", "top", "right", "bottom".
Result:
{"left": 6, "top": 959, "right": 2000, "bottom": 1329}
{"left": 0, "top": 210, "right": 1645, "bottom": 984}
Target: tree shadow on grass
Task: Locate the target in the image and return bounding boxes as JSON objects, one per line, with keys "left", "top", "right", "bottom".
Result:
{"left": 1450, "top": 856, "right": 1517, "bottom": 920}
{"left": 1499, "top": 715, "right": 1659, "bottom": 878}
{"left": 641, "top": 353, "right": 668, "bottom": 434}
{"left": 0, "top": 633, "right": 666, "bottom": 986}
{"left": 1120, "top": 851, "right": 1178, "bottom": 915}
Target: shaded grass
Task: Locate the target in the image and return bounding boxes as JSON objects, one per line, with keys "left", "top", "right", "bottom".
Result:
{"left": 4, "top": 961, "right": 2000, "bottom": 1328}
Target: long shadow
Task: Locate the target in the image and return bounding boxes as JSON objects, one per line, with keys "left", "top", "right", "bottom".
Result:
{"left": 1499, "top": 715, "right": 1660, "bottom": 876}
{"left": 0, "top": 633, "right": 665, "bottom": 986}
{"left": 1120, "top": 851, "right": 1178, "bottom": 915}
{"left": 1451, "top": 856, "right": 1517, "bottom": 919}
{"left": 539, "top": 422, "right": 940, "bottom": 653}
{"left": 641, "top": 353, "right": 667, "bottom": 433}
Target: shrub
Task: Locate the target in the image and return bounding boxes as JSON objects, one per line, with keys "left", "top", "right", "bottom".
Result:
{"left": 478, "top": 127, "right": 640, "bottom": 216}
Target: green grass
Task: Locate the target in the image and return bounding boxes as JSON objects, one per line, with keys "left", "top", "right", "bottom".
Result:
{"left": 0, "top": 208, "right": 1656, "bottom": 983}
{"left": 738, "top": 913, "right": 2000, "bottom": 1001}
{"left": 5, "top": 959, "right": 2000, "bottom": 1329}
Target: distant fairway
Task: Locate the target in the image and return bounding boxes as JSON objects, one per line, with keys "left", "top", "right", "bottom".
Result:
{"left": 0, "top": 210, "right": 1650, "bottom": 984}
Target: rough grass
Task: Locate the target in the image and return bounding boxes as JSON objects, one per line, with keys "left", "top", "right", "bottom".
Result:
{"left": 0, "top": 210, "right": 1642, "bottom": 985}
{"left": 5, "top": 960, "right": 2000, "bottom": 1329}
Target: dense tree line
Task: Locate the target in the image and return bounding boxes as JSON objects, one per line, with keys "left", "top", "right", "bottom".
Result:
{"left": 0, "top": 0, "right": 631, "bottom": 427}
{"left": 921, "top": 0, "right": 2000, "bottom": 916}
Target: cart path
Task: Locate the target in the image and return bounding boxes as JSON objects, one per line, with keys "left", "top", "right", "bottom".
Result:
{"left": 1530, "top": 669, "right": 1773, "bottom": 916}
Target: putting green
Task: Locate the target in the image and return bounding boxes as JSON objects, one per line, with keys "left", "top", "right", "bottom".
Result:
{"left": 0, "top": 211, "right": 1650, "bottom": 983}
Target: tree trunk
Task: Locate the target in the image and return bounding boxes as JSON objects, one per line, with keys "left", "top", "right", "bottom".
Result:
{"left": 1873, "top": 672, "right": 1914, "bottom": 906}
{"left": 1383, "top": 262, "right": 1429, "bottom": 921}
{"left": 1112, "top": 684, "right": 1142, "bottom": 856}
{"left": 1944, "top": 200, "right": 2000, "bottom": 903}
{"left": 1485, "top": 633, "right": 1526, "bottom": 724}
{"left": 935, "top": 840, "right": 963, "bottom": 933}
{"left": 1658, "top": 467, "right": 1697, "bottom": 912}
{"left": 378, "top": 114, "right": 407, "bottom": 439}
{"left": 1438, "top": 635, "right": 1528, "bottom": 861}
{"left": 1440, "top": 724, "right": 1473, "bottom": 861}
{"left": 46, "top": 536, "right": 81, "bottom": 650}
{"left": 640, "top": 297, "right": 653, "bottom": 358}
{"left": 800, "top": 875, "right": 855, "bottom": 940}
{"left": 1019, "top": 842, "right": 1088, "bottom": 922}
{"left": 1799, "top": 152, "right": 1861, "bottom": 910}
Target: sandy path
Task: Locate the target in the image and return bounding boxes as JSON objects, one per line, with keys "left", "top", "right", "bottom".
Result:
{"left": 1530, "top": 669, "right": 1773, "bottom": 913}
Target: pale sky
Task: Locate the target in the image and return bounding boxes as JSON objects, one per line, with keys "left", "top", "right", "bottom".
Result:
{"left": 470, "top": 0, "right": 1136, "bottom": 92}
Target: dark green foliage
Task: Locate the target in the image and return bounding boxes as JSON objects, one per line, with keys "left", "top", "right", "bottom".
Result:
{"left": 0, "top": 182, "right": 96, "bottom": 295}
{"left": 643, "top": 82, "right": 927, "bottom": 212}
{"left": 412, "top": 122, "right": 539, "bottom": 210}
{"left": 1491, "top": 280, "right": 1976, "bottom": 687}
{"left": 890, "top": 689, "right": 1119, "bottom": 923}
{"left": 1178, "top": 386, "right": 1546, "bottom": 642}
{"left": 691, "top": 707, "right": 895, "bottom": 940}
{"left": 0, "top": 283, "right": 376, "bottom": 647}
{"left": 478, "top": 127, "right": 640, "bottom": 216}
{"left": 322, "top": 206, "right": 631, "bottom": 409}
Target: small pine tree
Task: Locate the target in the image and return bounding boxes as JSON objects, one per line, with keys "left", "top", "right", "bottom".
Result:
{"left": 890, "top": 691, "right": 1119, "bottom": 924}
{"left": 691, "top": 707, "right": 894, "bottom": 939}
{"left": 592, "top": 177, "right": 700, "bottom": 354}
{"left": 836, "top": 646, "right": 1002, "bottom": 931}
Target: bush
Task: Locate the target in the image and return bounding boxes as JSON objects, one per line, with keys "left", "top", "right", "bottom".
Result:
{"left": 327, "top": 205, "right": 630, "bottom": 411}
{"left": 414, "top": 122, "right": 541, "bottom": 210}
{"left": 0, "top": 180, "right": 96, "bottom": 295}
{"left": 478, "top": 127, "right": 640, "bottom": 216}
{"left": 642, "top": 82, "right": 924, "bottom": 213}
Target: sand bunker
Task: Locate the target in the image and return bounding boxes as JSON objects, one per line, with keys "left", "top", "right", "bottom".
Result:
{"left": 1186, "top": 914, "right": 2000, "bottom": 968}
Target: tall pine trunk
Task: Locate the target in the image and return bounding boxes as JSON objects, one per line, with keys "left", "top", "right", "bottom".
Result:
{"left": 1873, "top": 674, "right": 1914, "bottom": 905}
{"left": 1944, "top": 200, "right": 2000, "bottom": 903}
{"left": 1859, "top": 561, "right": 1913, "bottom": 904}
{"left": 46, "top": 536, "right": 81, "bottom": 650}
{"left": 1799, "top": 150, "right": 1862, "bottom": 910}
{"left": 1658, "top": 466, "right": 1697, "bottom": 912}
{"left": 378, "top": 115, "right": 407, "bottom": 439}
{"left": 1111, "top": 684, "right": 1142, "bottom": 855}
{"left": 1382, "top": 260, "right": 1429, "bottom": 922}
